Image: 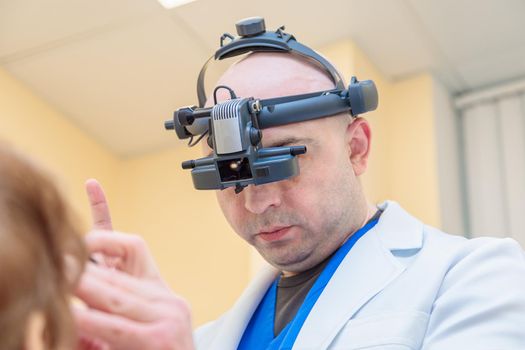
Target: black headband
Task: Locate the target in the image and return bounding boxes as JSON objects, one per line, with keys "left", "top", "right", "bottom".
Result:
{"left": 196, "top": 17, "right": 346, "bottom": 108}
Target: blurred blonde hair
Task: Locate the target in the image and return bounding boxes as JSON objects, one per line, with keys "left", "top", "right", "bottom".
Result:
{"left": 0, "top": 144, "right": 87, "bottom": 350}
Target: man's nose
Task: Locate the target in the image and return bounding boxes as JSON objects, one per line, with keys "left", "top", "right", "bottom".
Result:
{"left": 243, "top": 182, "right": 282, "bottom": 215}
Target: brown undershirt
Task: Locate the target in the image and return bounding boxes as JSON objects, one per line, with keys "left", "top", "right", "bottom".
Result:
{"left": 274, "top": 209, "right": 382, "bottom": 336}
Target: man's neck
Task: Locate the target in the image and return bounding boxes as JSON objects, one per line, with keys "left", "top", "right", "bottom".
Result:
{"left": 282, "top": 270, "right": 297, "bottom": 277}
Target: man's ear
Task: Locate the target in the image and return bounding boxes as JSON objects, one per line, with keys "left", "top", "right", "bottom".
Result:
{"left": 345, "top": 117, "right": 371, "bottom": 176}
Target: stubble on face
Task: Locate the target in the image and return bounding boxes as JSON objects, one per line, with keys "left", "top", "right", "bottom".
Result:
{"left": 224, "top": 128, "right": 364, "bottom": 273}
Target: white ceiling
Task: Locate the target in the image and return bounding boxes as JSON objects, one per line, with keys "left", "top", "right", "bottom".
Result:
{"left": 1, "top": 0, "right": 524, "bottom": 156}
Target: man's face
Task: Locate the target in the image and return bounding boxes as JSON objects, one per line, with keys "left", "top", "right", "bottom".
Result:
{"left": 207, "top": 53, "right": 369, "bottom": 273}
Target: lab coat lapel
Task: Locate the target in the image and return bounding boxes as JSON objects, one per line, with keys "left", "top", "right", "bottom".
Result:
{"left": 292, "top": 201, "right": 423, "bottom": 349}
{"left": 208, "top": 264, "right": 279, "bottom": 350}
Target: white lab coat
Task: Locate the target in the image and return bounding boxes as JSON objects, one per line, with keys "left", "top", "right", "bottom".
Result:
{"left": 195, "top": 201, "right": 525, "bottom": 349}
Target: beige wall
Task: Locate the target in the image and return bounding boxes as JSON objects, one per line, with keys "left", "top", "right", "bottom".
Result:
{"left": 0, "top": 68, "right": 119, "bottom": 229}
{"left": 384, "top": 74, "right": 441, "bottom": 227}
{"left": 0, "top": 37, "right": 442, "bottom": 327}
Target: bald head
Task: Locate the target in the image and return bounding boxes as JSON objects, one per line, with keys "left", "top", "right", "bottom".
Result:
{"left": 210, "top": 52, "right": 337, "bottom": 104}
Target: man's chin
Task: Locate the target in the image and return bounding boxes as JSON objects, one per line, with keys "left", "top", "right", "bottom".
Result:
{"left": 258, "top": 248, "right": 314, "bottom": 273}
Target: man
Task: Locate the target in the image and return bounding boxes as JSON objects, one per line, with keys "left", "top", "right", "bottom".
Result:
{"left": 75, "top": 51, "right": 525, "bottom": 350}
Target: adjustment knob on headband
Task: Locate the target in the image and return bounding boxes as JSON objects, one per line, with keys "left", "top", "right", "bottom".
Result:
{"left": 236, "top": 17, "right": 266, "bottom": 37}
{"left": 348, "top": 76, "right": 379, "bottom": 117}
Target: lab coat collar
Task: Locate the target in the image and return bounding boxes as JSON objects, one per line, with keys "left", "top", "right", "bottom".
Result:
{"left": 208, "top": 201, "right": 423, "bottom": 349}
{"left": 293, "top": 200, "right": 423, "bottom": 348}
{"left": 208, "top": 264, "right": 279, "bottom": 349}
{"left": 376, "top": 200, "right": 424, "bottom": 251}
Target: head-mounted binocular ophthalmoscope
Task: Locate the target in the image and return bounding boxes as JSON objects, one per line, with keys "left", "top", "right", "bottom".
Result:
{"left": 165, "top": 17, "right": 378, "bottom": 193}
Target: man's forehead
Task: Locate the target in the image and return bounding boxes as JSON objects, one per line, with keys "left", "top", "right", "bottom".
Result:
{"left": 259, "top": 119, "right": 320, "bottom": 147}
{"left": 262, "top": 133, "right": 316, "bottom": 148}
{"left": 214, "top": 52, "right": 335, "bottom": 101}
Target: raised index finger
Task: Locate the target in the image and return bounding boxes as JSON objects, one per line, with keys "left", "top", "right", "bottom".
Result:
{"left": 85, "top": 178, "right": 113, "bottom": 231}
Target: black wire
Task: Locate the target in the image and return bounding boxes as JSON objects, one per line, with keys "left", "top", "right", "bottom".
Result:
{"left": 187, "top": 129, "right": 209, "bottom": 147}
{"left": 213, "top": 85, "right": 237, "bottom": 104}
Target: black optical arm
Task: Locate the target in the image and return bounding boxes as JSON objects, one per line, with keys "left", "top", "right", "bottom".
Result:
{"left": 258, "top": 92, "right": 350, "bottom": 129}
